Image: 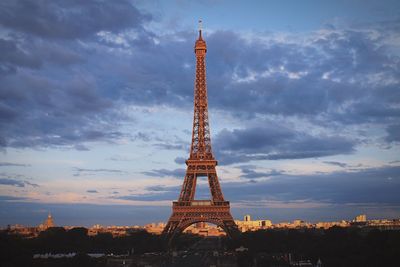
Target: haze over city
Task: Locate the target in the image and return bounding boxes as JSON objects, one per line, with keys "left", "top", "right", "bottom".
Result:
{"left": 1, "top": 0, "right": 400, "bottom": 228}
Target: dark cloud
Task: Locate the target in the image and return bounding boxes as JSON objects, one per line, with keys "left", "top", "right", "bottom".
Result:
{"left": 323, "top": 161, "right": 348, "bottom": 168}
{"left": 0, "top": 38, "right": 41, "bottom": 70}
{"left": 220, "top": 166, "right": 400, "bottom": 205}
{"left": 73, "top": 168, "right": 125, "bottom": 177}
{"left": 74, "top": 144, "right": 90, "bottom": 151}
{"left": 0, "top": 195, "right": 29, "bottom": 202}
{"left": 75, "top": 168, "right": 124, "bottom": 173}
{"left": 174, "top": 157, "right": 186, "bottom": 165}
{"left": 0, "top": 178, "right": 24, "bottom": 187}
{"left": 142, "top": 168, "right": 185, "bottom": 178}
{"left": 0, "top": 0, "right": 398, "bottom": 161}
{"left": 385, "top": 124, "right": 400, "bottom": 143}
{"left": 0, "top": 178, "right": 39, "bottom": 187}
{"left": 0, "top": 162, "right": 30, "bottom": 167}
{"left": 114, "top": 166, "right": 400, "bottom": 206}
{"left": 114, "top": 191, "right": 178, "bottom": 202}
{"left": 107, "top": 155, "right": 132, "bottom": 162}
{"left": 239, "top": 165, "right": 283, "bottom": 179}
{"left": 131, "top": 132, "right": 152, "bottom": 142}
{"left": 0, "top": 37, "right": 83, "bottom": 74}
{"left": 131, "top": 183, "right": 214, "bottom": 201}
{"left": 214, "top": 125, "right": 356, "bottom": 164}
{"left": 113, "top": 185, "right": 181, "bottom": 201}
{"left": 24, "top": 181, "right": 40, "bottom": 188}
{"left": 146, "top": 185, "right": 170, "bottom": 192}
{"left": 86, "top": 190, "right": 98, "bottom": 193}
{"left": 0, "top": 1, "right": 148, "bottom": 150}
{"left": 153, "top": 142, "right": 188, "bottom": 151}
{"left": 0, "top": 0, "right": 151, "bottom": 39}
{"left": 0, "top": 70, "right": 124, "bottom": 149}
{"left": 201, "top": 28, "right": 400, "bottom": 125}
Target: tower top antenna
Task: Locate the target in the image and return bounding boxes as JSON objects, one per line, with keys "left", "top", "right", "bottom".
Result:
{"left": 198, "top": 19, "right": 203, "bottom": 39}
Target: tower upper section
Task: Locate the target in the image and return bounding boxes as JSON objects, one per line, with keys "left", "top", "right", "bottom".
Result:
{"left": 189, "top": 22, "right": 214, "bottom": 161}
{"left": 195, "top": 29, "right": 207, "bottom": 54}
{"left": 195, "top": 19, "right": 207, "bottom": 54}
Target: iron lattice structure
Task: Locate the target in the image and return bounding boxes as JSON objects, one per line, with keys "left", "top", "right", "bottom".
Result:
{"left": 163, "top": 26, "right": 239, "bottom": 243}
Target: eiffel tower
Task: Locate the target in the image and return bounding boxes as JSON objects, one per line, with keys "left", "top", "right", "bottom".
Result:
{"left": 163, "top": 21, "right": 239, "bottom": 242}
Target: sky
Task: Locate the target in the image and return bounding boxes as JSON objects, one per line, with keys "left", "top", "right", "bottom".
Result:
{"left": 0, "top": 0, "right": 400, "bottom": 227}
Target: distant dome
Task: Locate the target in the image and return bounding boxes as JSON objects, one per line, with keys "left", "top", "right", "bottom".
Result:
{"left": 45, "top": 213, "right": 55, "bottom": 227}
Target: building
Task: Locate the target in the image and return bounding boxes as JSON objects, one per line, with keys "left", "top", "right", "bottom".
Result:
{"left": 144, "top": 222, "right": 165, "bottom": 235}
{"left": 88, "top": 224, "right": 144, "bottom": 237}
{"left": 183, "top": 222, "right": 226, "bottom": 236}
{"left": 315, "top": 220, "right": 349, "bottom": 229}
{"left": 354, "top": 214, "right": 367, "bottom": 222}
{"left": 235, "top": 215, "right": 272, "bottom": 232}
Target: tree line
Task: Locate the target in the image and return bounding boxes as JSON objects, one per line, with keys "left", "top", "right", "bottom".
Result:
{"left": 1, "top": 226, "right": 399, "bottom": 266}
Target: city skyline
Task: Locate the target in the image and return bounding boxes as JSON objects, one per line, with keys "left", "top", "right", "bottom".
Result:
{"left": 4, "top": 210, "right": 388, "bottom": 229}
{"left": 1, "top": 0, "right": 400, "bottom": 227}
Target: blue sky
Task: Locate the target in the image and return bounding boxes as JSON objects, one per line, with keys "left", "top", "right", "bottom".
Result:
{"left": 0, "top": 0, "right": 400, "bottom": 227}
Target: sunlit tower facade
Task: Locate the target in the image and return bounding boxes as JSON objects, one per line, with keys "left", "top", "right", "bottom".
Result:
{"left": 163, "top": 21, "right": 239, "bottom": 243}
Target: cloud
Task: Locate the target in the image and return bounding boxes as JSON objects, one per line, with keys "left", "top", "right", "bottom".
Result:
{"left": 0, "top": 0, "right": 398, "bottom": 165}
{"left": 202, "top": 28, "right": 400, "bottom": 125}
{"left": 142, "top": 168, "right": 185, "bottom": 178}
{"left": 114, "top": 186, "right": 179, "bottom": 201}
{"left": 75, "top": 168, "right": 124, "bottom": 173}
{"left": 174, "top": 157, "right": 186, "bottom": 165}
{"left": 0, "top": 195, "right": 29, "bottom": 202}
{"left": 0, "top": 178, "right": 24, "bottom": 187}
{"left": 0, "top": 178, "right": 39, "bottom": 187}
{"left": 0, "top": 39, "right": 41, "bottom": 70}
{"left": 323, "top": 161, "right": 348, "bottom": 168}
{"left": 24, "top": 181, "right": 40, "bottom": 188}
{"left": 0, "top": 0, "right": 151, "bottom": 40}
{"left": 107, "top": 155, "right": 132, "bottom": 162}
{"left": 0, "top": 162, "right": 30, "bottom": 167}
{"left": 220, "top": 166, "right": 400, "bottom": 206}
{"left": 239, "top": 165, "right": 283, "bottom": 179}
{"left": 0, "top": 1, "right": 149, "bottom": 150}
{"left": 0, "top": 71, "right": 125, "bottom": 149}
{"left": 117, "top": 166, "right": 400, "bottom": 208}
{"left": 131, "top": 132, "right": 153, "bottom": 142}
{"left": 74, "top": 144, "right": 90, "bottom": 151}
{"left": 73, "top": 168, "right": 125, "bottom": 177}
{"left": 153, "top": 142, "right": 188, "bottom": 151}
{"left": 86, "top": 190, "right": 98, "bottom": 193}
{"left": 146, "top": 185, "right": 170, "bottom": 192}
{"left": 214, "top": 125, "right": 356, "bottom": 164}
{"left": 385, "top": 124, "right": 400, "bottom": 143}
